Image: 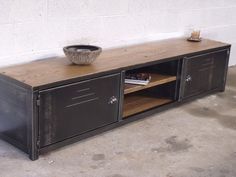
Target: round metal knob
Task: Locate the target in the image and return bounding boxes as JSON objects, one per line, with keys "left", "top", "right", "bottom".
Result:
{"left": 186, "top": 75, "right": 192, "bottom": 82}
{"left": 108, "top": 96, "right": 118, "bottom": 104}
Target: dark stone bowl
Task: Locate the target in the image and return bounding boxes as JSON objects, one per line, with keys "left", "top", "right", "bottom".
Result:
{"left": 63, "top": 45, "right": 102, "bottom": 65}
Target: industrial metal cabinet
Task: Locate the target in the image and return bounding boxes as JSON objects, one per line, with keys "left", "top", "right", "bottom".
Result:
{"left": 39, "top": 74, "right": 120, "bottom": 147}
{"left": 0, "top": 38, "right": 231, "bottom": 160}
{"left": 180, "top": 49, "right": 229, "bottom": 100}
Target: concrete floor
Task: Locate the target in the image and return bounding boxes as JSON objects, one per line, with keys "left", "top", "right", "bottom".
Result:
{"left": 0, "top": 67, "right": 236, "bottom": 177}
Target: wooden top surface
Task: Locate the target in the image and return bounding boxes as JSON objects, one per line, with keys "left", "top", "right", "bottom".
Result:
{"left": 0, "top": 38, "right": 230, "bottom": 88}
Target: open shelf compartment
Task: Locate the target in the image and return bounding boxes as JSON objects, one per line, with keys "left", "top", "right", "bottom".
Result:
{"left": 123, "top": 60, "right": 179, "bottom": 118}
{"left": 124, "top": 73, "right": 176, "bottom": 95}
{"left": 123, "top": 94, "right": 172, "bottom": 118}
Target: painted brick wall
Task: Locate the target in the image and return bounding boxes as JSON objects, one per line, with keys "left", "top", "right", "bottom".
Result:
{"left": 0, "top": 0, "right": 236, "bottom": 67}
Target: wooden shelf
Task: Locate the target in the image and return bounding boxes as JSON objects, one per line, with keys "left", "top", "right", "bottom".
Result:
{"left": 124, "top": 74, "right": 176, "bottom": 95}
{"left": 123, "top": 95, "right": 173, "bottom": 118}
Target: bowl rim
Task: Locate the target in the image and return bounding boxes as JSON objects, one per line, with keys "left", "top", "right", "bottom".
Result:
{"left": 63, "top": 45, "right": 102, "bottom": 52}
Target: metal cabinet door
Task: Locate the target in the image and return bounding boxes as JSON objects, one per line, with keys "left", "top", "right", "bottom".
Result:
{"left": 210, "top": 50, "right": 229, "bottom": 90}
{"left": 180, "top": 49, "right": 229, "bottom": 100}
{"left": 39, "top": 74, "right": 120, "bottom": 147}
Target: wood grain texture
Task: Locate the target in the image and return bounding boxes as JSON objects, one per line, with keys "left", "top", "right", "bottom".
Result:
{"left": 124, "top": 74, "right": 176, "bottom": 94}
{"left": 123, "top": 95, "right": 173, "bottom": 118}
{"left": 0, "top": 38, "right": 230, "bottom": 88}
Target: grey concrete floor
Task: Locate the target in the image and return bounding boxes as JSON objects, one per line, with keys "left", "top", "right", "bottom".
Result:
{"left": 0, "top": 67, "right": 236, "bottom": 177}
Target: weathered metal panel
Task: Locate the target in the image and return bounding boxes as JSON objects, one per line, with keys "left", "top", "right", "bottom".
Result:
{"left": 0, "top": 76, "right": 32, "bottom": 153}
{"left": 39, "top": 74, "right": 120, "bottom": 147}
{"left": 180, "top": 49, "right": 229, "bottom": 100}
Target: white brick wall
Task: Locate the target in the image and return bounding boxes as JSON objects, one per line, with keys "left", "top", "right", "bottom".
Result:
{"left": 0, "top": 0, "right": 236, "bottom": 67}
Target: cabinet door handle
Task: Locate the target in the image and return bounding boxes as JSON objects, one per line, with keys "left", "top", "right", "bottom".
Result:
{"left": 108, "top": 96, "right": 118, "bottom": 104}
{"left": 186, "top": 75, "right": 192, "bottom": 82}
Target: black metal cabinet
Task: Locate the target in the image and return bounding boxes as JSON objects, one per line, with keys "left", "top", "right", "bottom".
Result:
{"left": 0, "top": 39, "right": 231, "bottom": 160}
{"left": 180, "top": 49, "right": 229, "bottom": 100}
{"left": 39, "top": 74, "right": 120, "bottom": 147}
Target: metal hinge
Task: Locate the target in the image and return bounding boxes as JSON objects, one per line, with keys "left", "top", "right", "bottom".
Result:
{"left": 227, "top": 49, "right": 230, "bottom": 56}
{"left": 36, "top": 99, "right": 40, "bottom": 106}
{"left": 36, "top": 95, "right": 41, "bottom": 106}
{"left": 36, "top": 139, "right": 40, "bottom": 147}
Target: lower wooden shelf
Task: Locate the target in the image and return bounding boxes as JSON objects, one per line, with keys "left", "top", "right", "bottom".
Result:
{"left": 123, "top": 95, "right": 173, "bottom": 118}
